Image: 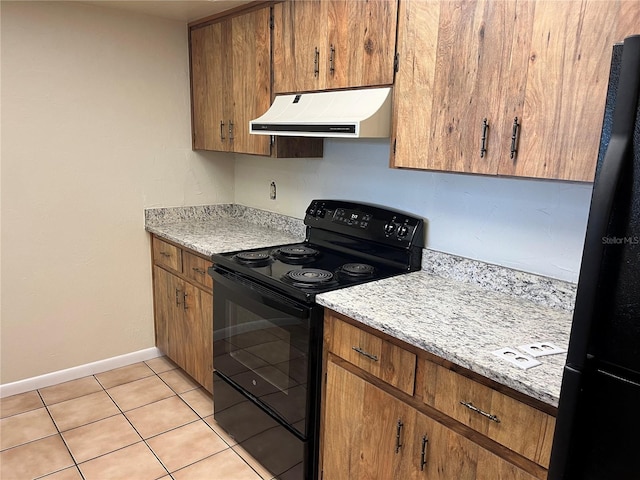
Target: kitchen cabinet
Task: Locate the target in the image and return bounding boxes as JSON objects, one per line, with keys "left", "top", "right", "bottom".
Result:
{"left": 324, "top": 362, "right": 539, "bottom": 480}
{"left": 321, "top": 311, "right": 553, "bottom": 479}
{"left": 152, "top": 236, "right": 213, "bottom": 393}
{"left": 272, "top": 0, "right": 398, "bottom": 94}
{"left": 391, "top": 0, "right": 640, "bottom": 182}
{"left": 190, "top": 5, "right": 323, "bottom": 158}
{"left": 190, "top": 6, "right": 270, "bottom": 155}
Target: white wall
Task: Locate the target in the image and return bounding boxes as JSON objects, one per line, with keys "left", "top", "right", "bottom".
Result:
{"left": 235, "top": 139, "right": 593, "bottom": 282}
{"left": 1, "top": 1, "right": 234, "bottom": 383}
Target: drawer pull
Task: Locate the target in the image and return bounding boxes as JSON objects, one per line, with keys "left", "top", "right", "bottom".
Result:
{"left": 420, "top": 435, "right": 428, "bottom": 471}
{"left": 460, "top": 401, "right": 501, "bottom": 423}
{"left": 192, "top": 267, "right": 206, "bottom": 275}
{"left": 175, "top": 288, "right": 182, "bottom": 306}
{"left": 351, "top": 346, "right": 378, "bottom": 362}
{"left": 395, "top": 419, "right": 404, "bottom": 453}
{"left": 182, "top": 292, "right": 188, "bottom": 310}
{"left": 160, "top": 251, "right": 172, "bottom": 257}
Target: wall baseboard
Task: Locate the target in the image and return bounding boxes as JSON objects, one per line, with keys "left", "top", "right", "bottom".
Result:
{"left": 0, "top": 347, "right": 163, "bottom": 398}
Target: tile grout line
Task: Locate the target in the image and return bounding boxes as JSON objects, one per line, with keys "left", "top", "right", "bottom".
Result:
{"left": 100, "top": 368, "right": 172, "bottom": 479}
{"left": 2, "top": 360, "right": 271, "bottom": 480}
{"left": 36, "top": 385, "right": 87, "bottom": 480}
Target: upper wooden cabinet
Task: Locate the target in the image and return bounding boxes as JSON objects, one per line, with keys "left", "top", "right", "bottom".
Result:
{"left": 191, "top": 6, "right": 271, "bottom": 155}
{"left": 272, "top": 0, "right": 399, "bottom": 94}
{"left": 391, "top": 0, "right": 640, "bottom": 182}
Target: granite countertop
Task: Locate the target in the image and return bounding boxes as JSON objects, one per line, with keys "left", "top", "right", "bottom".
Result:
{"left": 317, "top": 271, "right": 573, "bottom": 408}
{"left": 145, "top": 204, "right": 574, "bottom": 408}
{"left": 145, "top": 204, "right": 306, "bottom": 258}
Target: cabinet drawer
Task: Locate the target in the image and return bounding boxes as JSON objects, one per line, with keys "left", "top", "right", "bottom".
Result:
{"left": 328, "top": 316, "right": 416, "bottom": 395}
{"left": 184, "top": 251, "right": 212, "bottom": 291}
{"left": 153, "top": 237, "right": 182, "bottom": 272}
{"left": 420, "top": 360, "right": 555, "bottom": 468}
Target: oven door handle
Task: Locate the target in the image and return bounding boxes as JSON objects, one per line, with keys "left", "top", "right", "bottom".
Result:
{"left": 210, "top": 267, "right": 309, "bottom": 318}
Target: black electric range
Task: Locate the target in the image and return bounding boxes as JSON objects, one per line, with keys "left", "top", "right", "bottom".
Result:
{"left": 208, "top": 200, "right": 424, "bottom": 480}
{"left": 211, "top": 199, "right": 425, "bottom": 302}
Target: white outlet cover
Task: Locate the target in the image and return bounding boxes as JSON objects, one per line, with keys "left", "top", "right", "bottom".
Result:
{"left": 491, "top": 347, "right": 542, "bottom": 370}
{"left": 517, "top": 342, "right": 567, "bottom": 357}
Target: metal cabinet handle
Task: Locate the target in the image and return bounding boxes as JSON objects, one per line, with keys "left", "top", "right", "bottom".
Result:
{"left": 351, "top": 346, "right": 378, "bottom": 361}
{"left": 510, "top": 116, "right": 520, "bottom": 160}
{"left": 420, "top": 435, "right": 429, "bottom": 471}
{"left": 182, "top": 292, "right": 188, "bottom": 310}
{"left": 229, "top": 121, "right": 234, "bottom": 140}
{"left": 314, "top": 47, "right": 320, "bottom": 77}
{"left": 220, "top": 120, "right": 225, "bottom": 141}
{"left": 329, "top": 44, "right": 335, "bottom": 75}
{"left": 460, "top": 401, "right": 501, "bottom": 423}
{"left": 480, "top": 118, "right": 489, "bottom": 158}
{"left": 395, "top": 419, "right": 404, "bottom": 453}
{"left": 192, "top": 267, "right": 206, "bottom": 275}
{"left": 175, "top": 288, "right": 182, "bottom": 306}
{"left": 160, "top": 251, "right": 171, "bottom": 258}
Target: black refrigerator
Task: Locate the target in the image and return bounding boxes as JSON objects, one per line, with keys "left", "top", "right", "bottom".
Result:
{"left": 548, "top": 35, "right": 640, "bottom": 479}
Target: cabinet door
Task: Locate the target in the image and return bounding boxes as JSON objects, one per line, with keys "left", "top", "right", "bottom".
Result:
{"left": 400, "top": 408, "right": 479, "bottom": 480}
{"left": 154, "top": 267, "right": 185, "bottom": 366}
{"left": 230, "top": 6, "right": 271, "bottom": 155}
{"left": 324, "top": 0, "right": 398, "bottom": 90}
{"left": 191, "top": 21, "right": 230, "bottom": 151}
{"left": 390, "top": 0, "right": 440, "bottom": 169}
{"left": 178, "top": 284, "right": 214, "bottom": 393}
{"left": 273, "top": 0, "right": 327, "bottom": 93}
{"left": 323, "top": 361, "right": 404, "bottom": 479}
{"left": 153, "top": 266, "right": 173, "bottom": 355}
{"left": 392, "top": 0, "right": 533, "bottom": 173}
{"left": 504, "top": 0, "right": 640, "bottom": 181}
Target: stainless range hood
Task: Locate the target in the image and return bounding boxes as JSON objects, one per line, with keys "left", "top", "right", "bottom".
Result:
{"left": 249, "top": 87, "right": 392, "bottom": 138}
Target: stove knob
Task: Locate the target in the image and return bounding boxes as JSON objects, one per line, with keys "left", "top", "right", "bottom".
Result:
{"left": 398, "top": 225, "right": 409, "bottom": 238}
{"left": 384, "top": 223, "right": 396, "bottom": 235}
{"left": 316, "top": 208, "right": 326, "bottom": 218}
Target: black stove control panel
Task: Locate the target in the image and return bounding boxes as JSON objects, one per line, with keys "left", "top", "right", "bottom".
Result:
{"left": 305, "top": 199, "right": 425, "bottom": 248}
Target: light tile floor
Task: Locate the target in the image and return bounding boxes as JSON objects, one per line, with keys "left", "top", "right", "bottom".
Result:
{"left": 0, "top": 357, "right": 275, "bottom": 480}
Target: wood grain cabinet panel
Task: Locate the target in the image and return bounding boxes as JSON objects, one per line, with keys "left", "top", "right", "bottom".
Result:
{"left": 327, "top": 314, "right": 416, "bottom": 395}
{"left": 153, "top": 237, "right": 182, "bottom": 272}
{"left": 184, "top": 251, "right": 213, "bottom": 290}
{"left": 190, "top": 6, "right": 270, "bottom": 155}
{"left": 273, "top": 0, "right": 398, "bottom": 94}
{"left": 392, "top": 0, "right": 640, "bottom": 181}
{"left": 321, "top": 310, "right": 552, "bottom": 479}
{"left": 152, "top": 236, "right": 214, "bottom": 394}
{"left": 420, "top": 359, "right": 556, "bottom": 468}
{"left": 323, "top": 360, "right": 539, "bottom": 480}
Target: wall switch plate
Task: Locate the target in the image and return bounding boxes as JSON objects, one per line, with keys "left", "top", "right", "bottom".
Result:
{"left": 492, "top": 347, "right": 541, "bottom": 370}
{"left": 517, "top": 342, "right": 566, "bottom": 357}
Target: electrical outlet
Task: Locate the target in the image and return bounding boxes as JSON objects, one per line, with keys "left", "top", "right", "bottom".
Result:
{"left": 491, "top": 347, "right": 541, "bottom": 370}
{"left": 270, "top": 181, "right": 276, "bottom": 200}
{"left": 517, "top": 342, "right": 566, "bottom": 357}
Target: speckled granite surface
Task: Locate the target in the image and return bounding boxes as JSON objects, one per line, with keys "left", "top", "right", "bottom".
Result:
{"left": 317, "top": 271, "right": 573, "bottom": 407}
{"left": 144, "top": 205, "right": 305, "bottom": 257}
{"left": 423, "top": 250, "right": 577, "bottom": 312}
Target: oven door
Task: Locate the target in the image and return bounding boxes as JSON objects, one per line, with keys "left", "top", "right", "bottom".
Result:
{"left": 210, "top": 266, "right": 321, "bottom": 438}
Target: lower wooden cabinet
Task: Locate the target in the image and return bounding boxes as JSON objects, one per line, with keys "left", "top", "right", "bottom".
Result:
{"left": 321, "top": 311, "right": 552, "bottom": 480}
{"left": 323, "top": 361, "right": 538, "bottom": 480}
{"left": 152, "top": 236, "right": 213, "bottom": 393}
